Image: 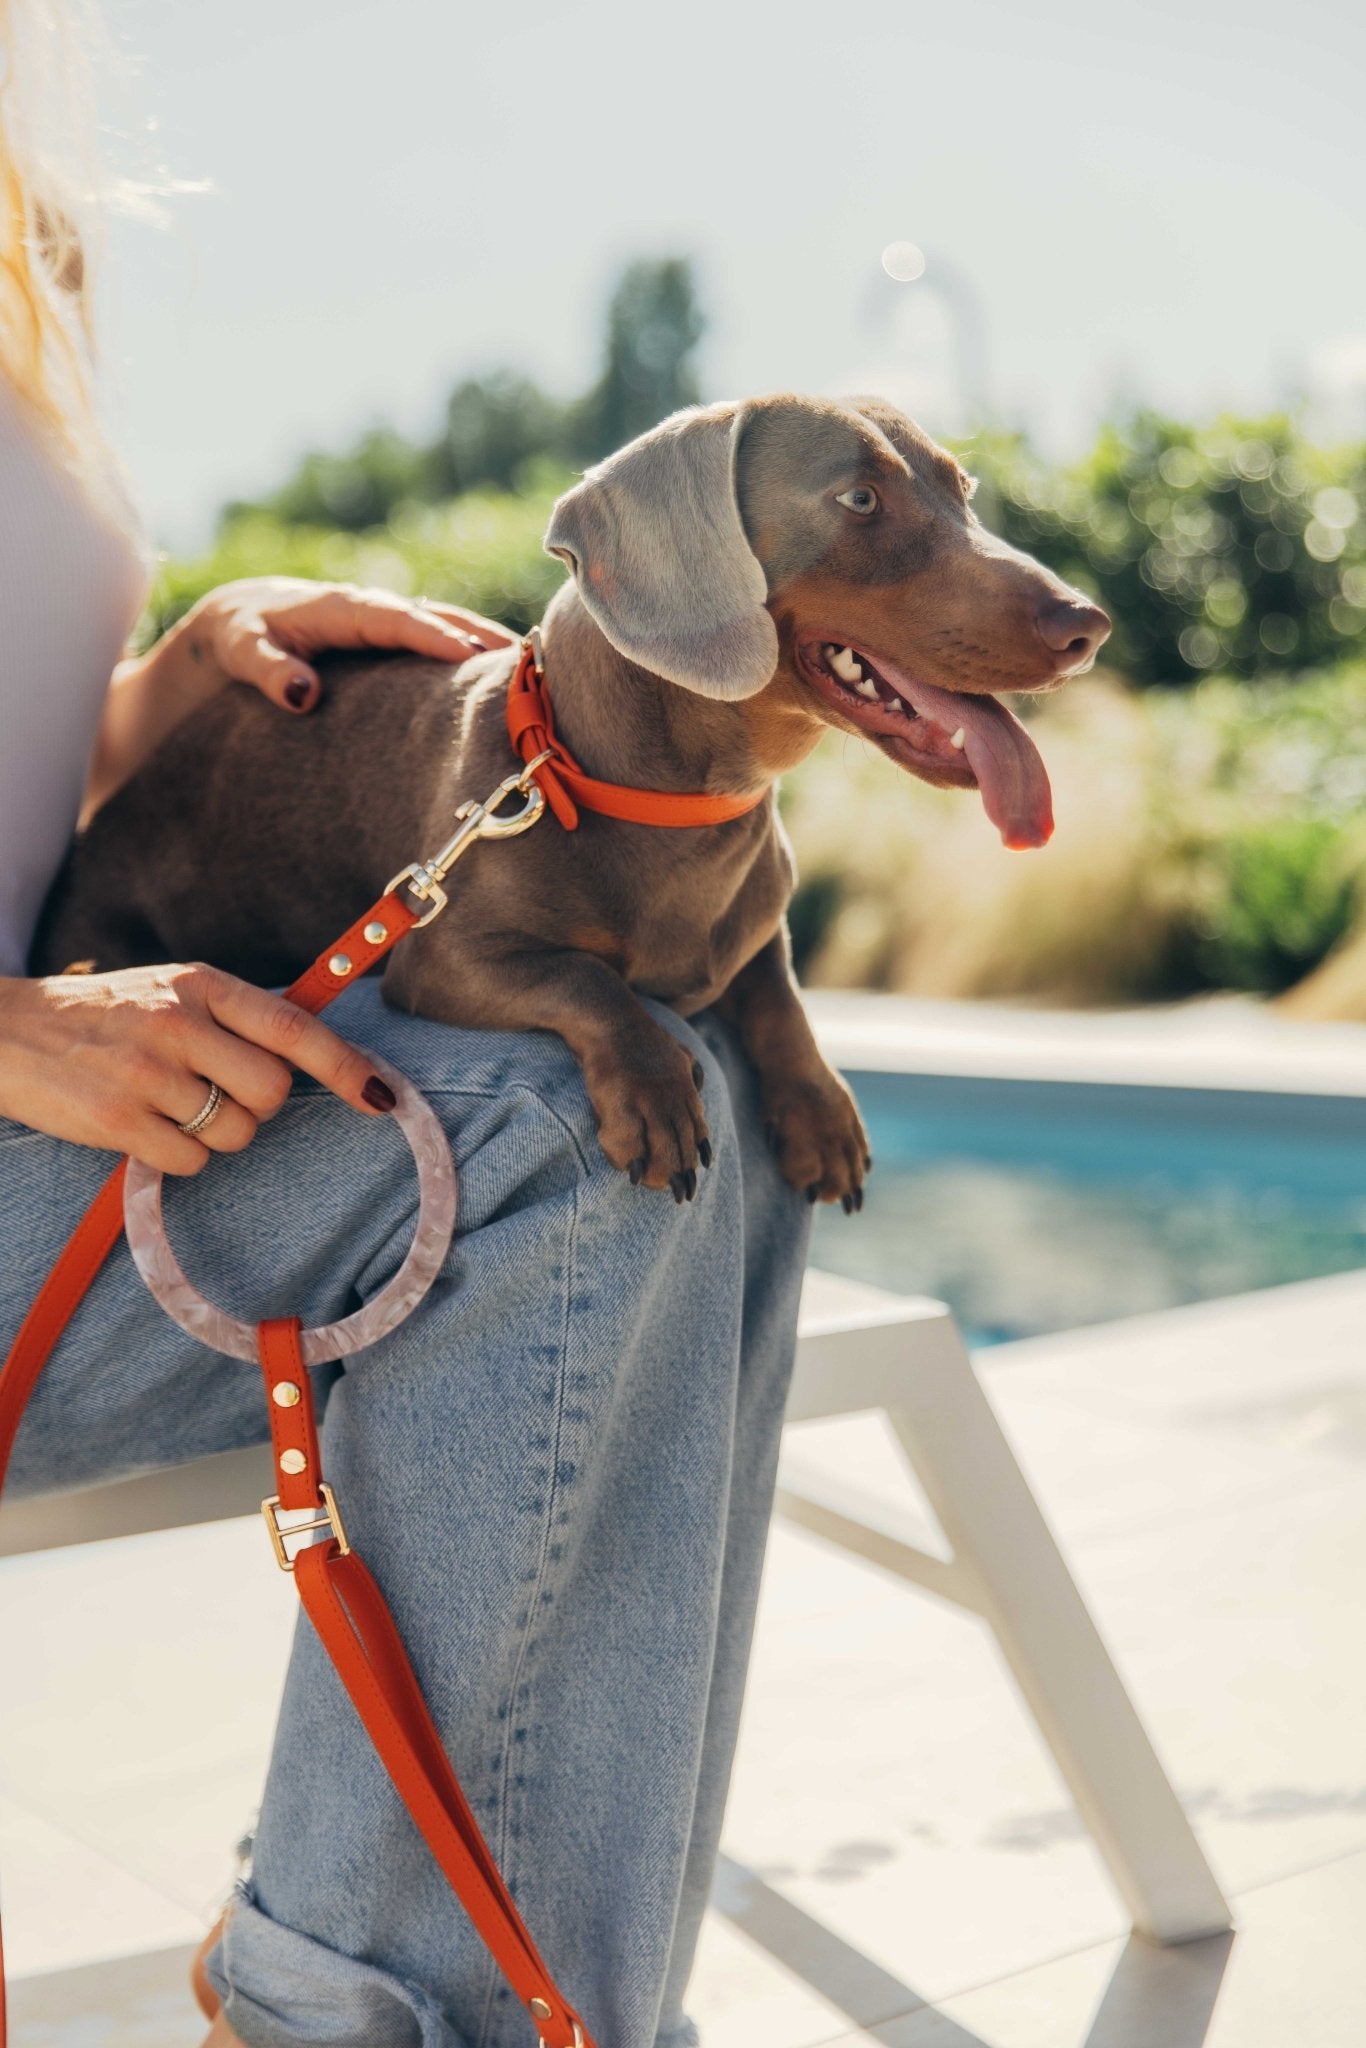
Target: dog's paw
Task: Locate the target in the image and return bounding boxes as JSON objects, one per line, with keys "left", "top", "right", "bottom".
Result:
{"left": 762, "top": 1063, "right": 871, "bottom": 1211}
{"left": 588, "top": 1039, "right": 712, "bottom": 1201}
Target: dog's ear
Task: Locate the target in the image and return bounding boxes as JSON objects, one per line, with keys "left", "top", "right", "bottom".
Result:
{"left": 544, "top": 401, "right": 777, "bottom": 700}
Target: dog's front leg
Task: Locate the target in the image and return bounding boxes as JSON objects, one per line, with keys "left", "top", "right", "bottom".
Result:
{"left": 714, "top": 929, "right": 870, "bottom": 1209}
{"left": 384, "top": 939, "right": 711, "bottom": 1197}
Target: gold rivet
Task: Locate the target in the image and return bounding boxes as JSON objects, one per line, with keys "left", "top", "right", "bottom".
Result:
{"left": 272, "top": 1381, "right": 301, "bottom": 1408}
{"left": 328, "top": 953, "right": 352, "bottom": 977}
{"left": 363, "top": 921, "right": 388, "bottom": 945}
{"left": 280, "top": 1448, "right": 307, "bottom": 1476}
{"left": 529, "top": 1999, "right": 552, "bottom": 2022}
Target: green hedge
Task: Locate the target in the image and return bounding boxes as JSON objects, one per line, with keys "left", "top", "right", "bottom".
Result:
{"left": 138, "top": 463, "right": 571, "bottom": 651}
{"left": 971, "top": 413, "right": 1366, "bottom": 684}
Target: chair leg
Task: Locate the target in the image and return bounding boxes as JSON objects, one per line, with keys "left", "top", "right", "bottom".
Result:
{"left": 884, "top": 1317, "right": 1231, "bottom": 1945}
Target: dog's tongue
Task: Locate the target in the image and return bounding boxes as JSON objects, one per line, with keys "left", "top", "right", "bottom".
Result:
{"left": 884, "top": 667, "right": 1054, "bottom": 849}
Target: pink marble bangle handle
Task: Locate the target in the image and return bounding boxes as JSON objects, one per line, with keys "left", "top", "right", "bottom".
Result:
{"left": 124, "top": 1051, "right": 457, "bottom": 1366}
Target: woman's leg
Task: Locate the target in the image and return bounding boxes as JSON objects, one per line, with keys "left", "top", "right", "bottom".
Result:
{"left": 1, "top": 985, "right": 810, "bottom": 2048}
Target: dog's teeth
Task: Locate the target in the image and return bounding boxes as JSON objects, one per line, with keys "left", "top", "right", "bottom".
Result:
{"left": 950, "top": 727, "right": 967, "bottom": 750}
{"left": 828, "top": 645, "right": 863, "bottom": 685}
{"left": 854, "top": 676, "right": 880, "bottom": 701}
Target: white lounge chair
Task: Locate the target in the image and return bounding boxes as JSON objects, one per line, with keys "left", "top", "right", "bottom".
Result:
{"left": 0, "top": 1269, "right": 1229, "bottom": 1953}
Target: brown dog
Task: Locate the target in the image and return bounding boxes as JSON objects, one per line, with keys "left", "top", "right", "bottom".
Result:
{"left": 34, "top": 394, "right": 1108, "bottom": 1205}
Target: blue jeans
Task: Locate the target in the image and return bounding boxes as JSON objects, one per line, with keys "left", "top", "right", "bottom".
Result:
{"left": 0, "top": 984, "right": 810, "bottom": 2048}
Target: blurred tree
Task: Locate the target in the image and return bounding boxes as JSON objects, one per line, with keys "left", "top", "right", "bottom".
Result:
{"left": 569, "top": 257, "right": 704, "bottom": 462}
{"left": 428, "top": 371, "right": 570, "bottom": 496}
{"left": 225, "top": 427, "right": 434, "bottom": 534}
{"left": 229, "top": 256, "right": 706, "bottom": 535}
{"left": 970, "top": 412, "right": 1366, "bottom": 684}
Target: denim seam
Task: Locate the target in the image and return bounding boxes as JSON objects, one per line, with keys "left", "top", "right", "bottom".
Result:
{"left": 290, "top": 1080, "right": 597, "bottom": 1178}
{"left": 475, "top": 1164, "right": 583, "bottom": 2048}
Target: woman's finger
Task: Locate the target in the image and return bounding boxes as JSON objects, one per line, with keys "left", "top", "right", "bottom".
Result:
{"left": 218, "top": 616, "right": 320, "bottom": 712}
{"left": 158, "top": 1074, "right": 259, "bottom": 1156}
{"left": 196, "top": 970, "right": 395, "bottom": 1116}
{"left": 336, "top": 589, "right": 490, "bottom": 662}
{"left": 121, "top": 1111, "right": 213, "bottom": 1178}
{"left": 413, "top": 602, "right": 514, "bottom": 650}
{"left": 173, "top": 1020, "right": 296, "bottom": 1122}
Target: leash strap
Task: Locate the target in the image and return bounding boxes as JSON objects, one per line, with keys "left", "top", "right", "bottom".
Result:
{"left": 506, "top": 635, "right": 768, "bottom": 831}
{"left": 0, "top": 867, "right": 591, "bottom": 2048}
{"left": 257, "top": 1319, "right": 584, "bottom": 2045}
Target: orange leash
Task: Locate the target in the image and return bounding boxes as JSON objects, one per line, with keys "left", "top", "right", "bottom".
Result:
{"left": 506, "top": 633, "right": 768, "bottom": 832}
{"left": 0, "top": 819, "right": 592, "bottom": 2045}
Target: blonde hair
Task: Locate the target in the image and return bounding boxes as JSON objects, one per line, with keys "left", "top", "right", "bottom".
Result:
{"left": 0, "top": 0, "right": 107, "bottom": 451}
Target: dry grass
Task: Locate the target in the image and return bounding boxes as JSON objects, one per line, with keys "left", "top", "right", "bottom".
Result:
{"left": 785, "top": 675, "right": 1220, "bottom": 1005}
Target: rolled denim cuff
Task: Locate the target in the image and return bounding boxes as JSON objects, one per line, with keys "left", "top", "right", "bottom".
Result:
{"left": 205, "top": 1888, "right": 470, "bottom": 2048}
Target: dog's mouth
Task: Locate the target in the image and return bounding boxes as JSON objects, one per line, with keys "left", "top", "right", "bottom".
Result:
{"left": 794, "top": 636, "right": 1055, "bottom": 850}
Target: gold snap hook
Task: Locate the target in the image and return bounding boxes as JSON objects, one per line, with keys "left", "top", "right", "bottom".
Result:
{"left": 475, "top": 777, "right": 547, "bottom": 839}
{"left": 383, "top": 761, "right": 549, "bottom": 928}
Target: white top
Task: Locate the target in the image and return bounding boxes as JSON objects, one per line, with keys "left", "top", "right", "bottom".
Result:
{"left": 0, "top": 383, "right": 148, "bottom": 974}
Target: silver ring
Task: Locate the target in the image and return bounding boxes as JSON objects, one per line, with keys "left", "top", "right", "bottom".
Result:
{"left": 176, "top": 1082, "right": 225, "bottom": 1137}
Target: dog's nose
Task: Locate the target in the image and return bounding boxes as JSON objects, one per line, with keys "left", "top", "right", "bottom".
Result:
{"left": 1036, "top": 596, "right": 1111, "bottom": 670}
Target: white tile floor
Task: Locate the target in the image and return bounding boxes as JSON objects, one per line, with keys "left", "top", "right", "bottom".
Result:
{"left": 5, "top": 1266, "right": 1366, "bottom": 2047}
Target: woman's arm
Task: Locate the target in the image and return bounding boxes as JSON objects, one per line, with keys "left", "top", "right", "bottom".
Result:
{"left": 0, "top": 963, "right": 395, "bottom": 1172}
{"left": 84, "top": 579, "right": 512, "bottom": 822}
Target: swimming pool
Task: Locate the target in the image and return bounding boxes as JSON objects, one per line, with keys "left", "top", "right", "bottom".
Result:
{"left": 810, "top": 1071, "right": 1366, "bottom": 1347}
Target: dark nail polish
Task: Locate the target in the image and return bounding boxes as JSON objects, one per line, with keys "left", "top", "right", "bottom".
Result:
{"left": 698, "top": 1138, "right": 712, "bottom": 1169}
{"left": 806, "top": 1182, "right": 820, "bottom": 1204}
{"left": 629, "top": 1156, "right": 646, "bottom": 1186}
{"left": 285, "top": 678, "right": 310, "bottom": 708}
{"left": 362, "top": 1076, "right": 396, "bottom": 1111}
{"left": 692, "top": 1060, "right": 705, "bottom": 1088}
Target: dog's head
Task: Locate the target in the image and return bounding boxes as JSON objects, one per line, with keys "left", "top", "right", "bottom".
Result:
{"left": 545, "top": 394, "right": 1109, "bottom": 849}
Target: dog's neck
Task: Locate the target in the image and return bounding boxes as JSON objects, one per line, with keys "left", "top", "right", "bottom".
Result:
{"left": 537, "top": 586, "right": 824, "bottom": 797}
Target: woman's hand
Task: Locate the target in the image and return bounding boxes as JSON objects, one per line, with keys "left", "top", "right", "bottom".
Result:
{"left": 171, "top": 577, "right": 513, "bottom": 715}
{"left": 86, "top": 579, "right": 515, "bottom": 821}
{"left": 0, "top": 966, "right": 395, "bottom": 1175}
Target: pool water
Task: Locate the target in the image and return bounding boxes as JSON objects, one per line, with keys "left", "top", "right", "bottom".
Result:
{"left": 809, "top": 1071, "right": 1366, "bottom": 1347}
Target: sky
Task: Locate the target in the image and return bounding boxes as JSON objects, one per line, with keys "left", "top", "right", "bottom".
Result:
{"left": 95, "top": 0, "right": 1366, "bottom": 548}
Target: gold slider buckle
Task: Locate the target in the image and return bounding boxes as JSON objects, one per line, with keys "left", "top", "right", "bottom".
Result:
{"left": 262, "top": 1481, "right": 352, "bottom": 1573}
{"left": 536, "top": 2025, "right": 584, "bottom": 2048}
{"left": 384, "top": 771, "right": 548, "bottom": 929}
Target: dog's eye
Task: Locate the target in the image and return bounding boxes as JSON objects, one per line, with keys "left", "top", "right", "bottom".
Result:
{"left": 836, "top": 485, "right": 879, "bottom": 516}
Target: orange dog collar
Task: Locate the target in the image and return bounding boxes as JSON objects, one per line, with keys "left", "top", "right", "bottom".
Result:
{"left": 506, "top": 634, "right": 769, "bottom": 832}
